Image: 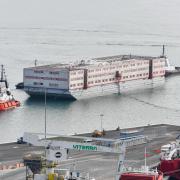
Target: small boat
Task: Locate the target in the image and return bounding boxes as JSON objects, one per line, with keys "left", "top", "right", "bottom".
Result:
{"left": 15, "top": 82, "right": 24, "bottom": 89}
{"left": 0, "top": 65, "right": 20, "bottom": 111}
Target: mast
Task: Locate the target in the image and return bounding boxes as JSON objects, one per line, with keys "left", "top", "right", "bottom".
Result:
{"left": 1, "top": 65, "right": 3, "bottom": 82}
{"left": 0, "top": 65, "right": 9, "bottom": 88}
{"left": 145, "top": 147, "right": 147, "bottom": 170}
{"left": 34, "top": 59, "right": 38, "bottom": 67}
{"left": 162, "top": 45, "right": 165, "bottom": 57}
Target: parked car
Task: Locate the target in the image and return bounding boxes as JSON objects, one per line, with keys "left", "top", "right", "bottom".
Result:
{"left": 17, "top": 137, "right": 27, "bottom": 144}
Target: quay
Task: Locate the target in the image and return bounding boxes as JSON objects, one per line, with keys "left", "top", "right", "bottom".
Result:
{"left": 0, "top": 124, "right": 179, "bottom": 180}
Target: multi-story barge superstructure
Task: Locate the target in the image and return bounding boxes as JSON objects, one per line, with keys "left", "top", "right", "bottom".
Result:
{"left": 23, "top": 55, "right": 166, "bottom": 99}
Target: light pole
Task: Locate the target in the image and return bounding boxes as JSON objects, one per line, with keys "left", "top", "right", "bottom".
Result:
{"left": 44, "top": 88, "right": 47, "bottom": 140}
{"left": 44, "top": 88, "right": 47, "bottom": 165}
{"left": 100, "top": 114, "right": 104, "bottom": 132}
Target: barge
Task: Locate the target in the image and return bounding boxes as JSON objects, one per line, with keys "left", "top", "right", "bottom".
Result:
{"left": 23, "top": 54, "right": 166, "bottom": 100}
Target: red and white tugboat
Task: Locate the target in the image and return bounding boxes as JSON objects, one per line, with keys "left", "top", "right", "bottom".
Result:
{"left": 158, "top": 136, "right": 180, "bottom": 179}
{"left": 120, "top": 166, "right": 163, "bottom": 180}
{"left": 117, "top": 147, "right": 163, "bottom": 180}
{"left": 0, "top": 65, "right": 20, "bottom": 111}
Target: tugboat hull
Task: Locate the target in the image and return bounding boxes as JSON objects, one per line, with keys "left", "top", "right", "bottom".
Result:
{"left": 120, "top": 172, "right": 163, "bottom": 180}
{"left": 0, "top": 100, "right": 20, "bottom": 111}
{"left": 159, "top": 159, "right": 180, "bottom": 180}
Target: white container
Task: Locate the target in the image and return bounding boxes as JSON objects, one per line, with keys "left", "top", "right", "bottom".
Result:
{"left": 34, "top": 174, "right": 46, "bottom": 180}
{"left": 46, "top": 168, "right": 54, "bottom": 174}
{"left": 54, "top": 168, "right": 70, "bottom": 177}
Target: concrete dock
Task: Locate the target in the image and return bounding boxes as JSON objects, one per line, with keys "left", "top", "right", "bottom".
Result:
{"left": 0, "top": 124, "right": 179, "bottom": 180}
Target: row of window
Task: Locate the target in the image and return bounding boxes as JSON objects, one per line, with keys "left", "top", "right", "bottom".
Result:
{"left": 34, "top": 70, "right": 44, "bottom": 73}
{"left": 153, "top": 71, "right": 165, "bottom": 74}
{"left": 122, "top": 65, "right": 129, "bottom": 68}
{"left": 91, "top": 65, "right": 151, "bottom": 74}
{"left": 122, "top": 62, "right": 145, "bottom": 68}
{"left": 70, "top": 77, "right": 84, "bottom": 81}
{"left": 34, "top": 70, "right": 62, "bottom": 75}
{"left": 122, "top": 73, "right": 148, "bottom": 79}
{"left": 153, "top": 60, "right": 165, "bottom": 63}
{"left": 129, "top": 73, "right": 145, "bottom": 79}
{"left": 88, "top": 63, "right": 148, "bottom": 73}
{"left": 136, "top": 73, "right": 149, "bottom": 77}
{"left": 69, "top": 71, "right": 164, "bottom": 87}
{"left": 33, "top": 82, "right": 43, "bottom": 85}
{"left": 70, "top": 83, "right": 83, "bottom": 87}
{"left": 88, "top": 72, "right": 115, "bottom": 78}
{"left": 49, "top": 83, "right": 58, "bottom": 87}
{"left": 70, "top": 71, "right": 84, "bottom": 76}
{"left": 130, "top": 63, "right": 136, "bottom": 66}
{"left": 25, "top": 76, "right": 67, "bottom": 81}
{"left": 87, "top": 68, "right": 149, "bottom": 78}
{"left": 125, "top": 73, "right": 148, "bottom": 78}
{"left": 88, "top": 78, "right": 117, "bottom": 84}
{"left": 70, "top": 72, "right": 76, "bottom": 75}
{"left": 153, "top": 65, "right": 164, "bottom": 69}
{"left": 88, "top": 73, "right": 150, "bottom": 84}
{"left": 33, "top": 82, "right": 59, "bottom": 87}
{"left": 137, "top": 63, "right": 143, "bottom": 66}
{"left": 123, "top": 67, "right": 148, "bottom": 73}
{"left": 49, "top": 71, "right": 59, "bottom": 75}
{"left": 33, "top": 61, "right": 162, "bottom": 75}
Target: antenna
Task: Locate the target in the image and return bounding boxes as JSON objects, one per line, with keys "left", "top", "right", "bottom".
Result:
{"left": 162, "top": 45, "right": 165, "bottom": 57}
{"left": 0, "top": 65, "right": 9, "bottom": 88}
{"left": 1, "top": 65, "right": 3, "bottom": 81}
{"left": 34, "top": 59, "right": 38, "bottom": 67}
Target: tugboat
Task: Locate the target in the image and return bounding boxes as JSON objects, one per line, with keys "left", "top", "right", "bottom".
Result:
{"left": 0, "top": 65, "right": 20, "bottom": 111}
{"left": 120, "top": 166, "right": 163, "bottom": 180}
{"left": 119, "top": 147, "right": 163, "bottom": 180}
{"left": 158, "top": 136, "right": 180, "bottom": 179}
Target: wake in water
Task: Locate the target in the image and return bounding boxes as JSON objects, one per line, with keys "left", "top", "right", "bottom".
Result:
{"left": 104, "top": 43, "right": 180, "bottom": 48}
{"left": 126, "top": 95, "right": 180, "bottom": 112}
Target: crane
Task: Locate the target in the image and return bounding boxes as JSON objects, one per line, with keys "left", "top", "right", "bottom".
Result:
{"left": 23, "top": 132, "right": 126, "bottom": 180}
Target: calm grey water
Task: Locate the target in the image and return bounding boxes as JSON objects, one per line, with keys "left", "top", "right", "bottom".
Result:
{"left": 0, "top": 0, "right": 180, "bottom": 143}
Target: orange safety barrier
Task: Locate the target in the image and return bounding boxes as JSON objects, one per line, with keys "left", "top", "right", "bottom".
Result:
{"left": 0, "top": 162, "right": 24, "bottom": 171}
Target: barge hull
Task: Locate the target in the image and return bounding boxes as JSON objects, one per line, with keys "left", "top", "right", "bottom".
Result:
{"left": 24, "top": 77, "right": 164, "bottom": 100}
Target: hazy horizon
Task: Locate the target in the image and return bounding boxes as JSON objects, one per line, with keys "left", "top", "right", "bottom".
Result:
{"left": 0, "top": 0, "right": 180, "bottom": 31}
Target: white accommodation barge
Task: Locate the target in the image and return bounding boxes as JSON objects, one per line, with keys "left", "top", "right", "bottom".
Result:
{"left": 23, "top": 55, "right": 166, "bottom": 100}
